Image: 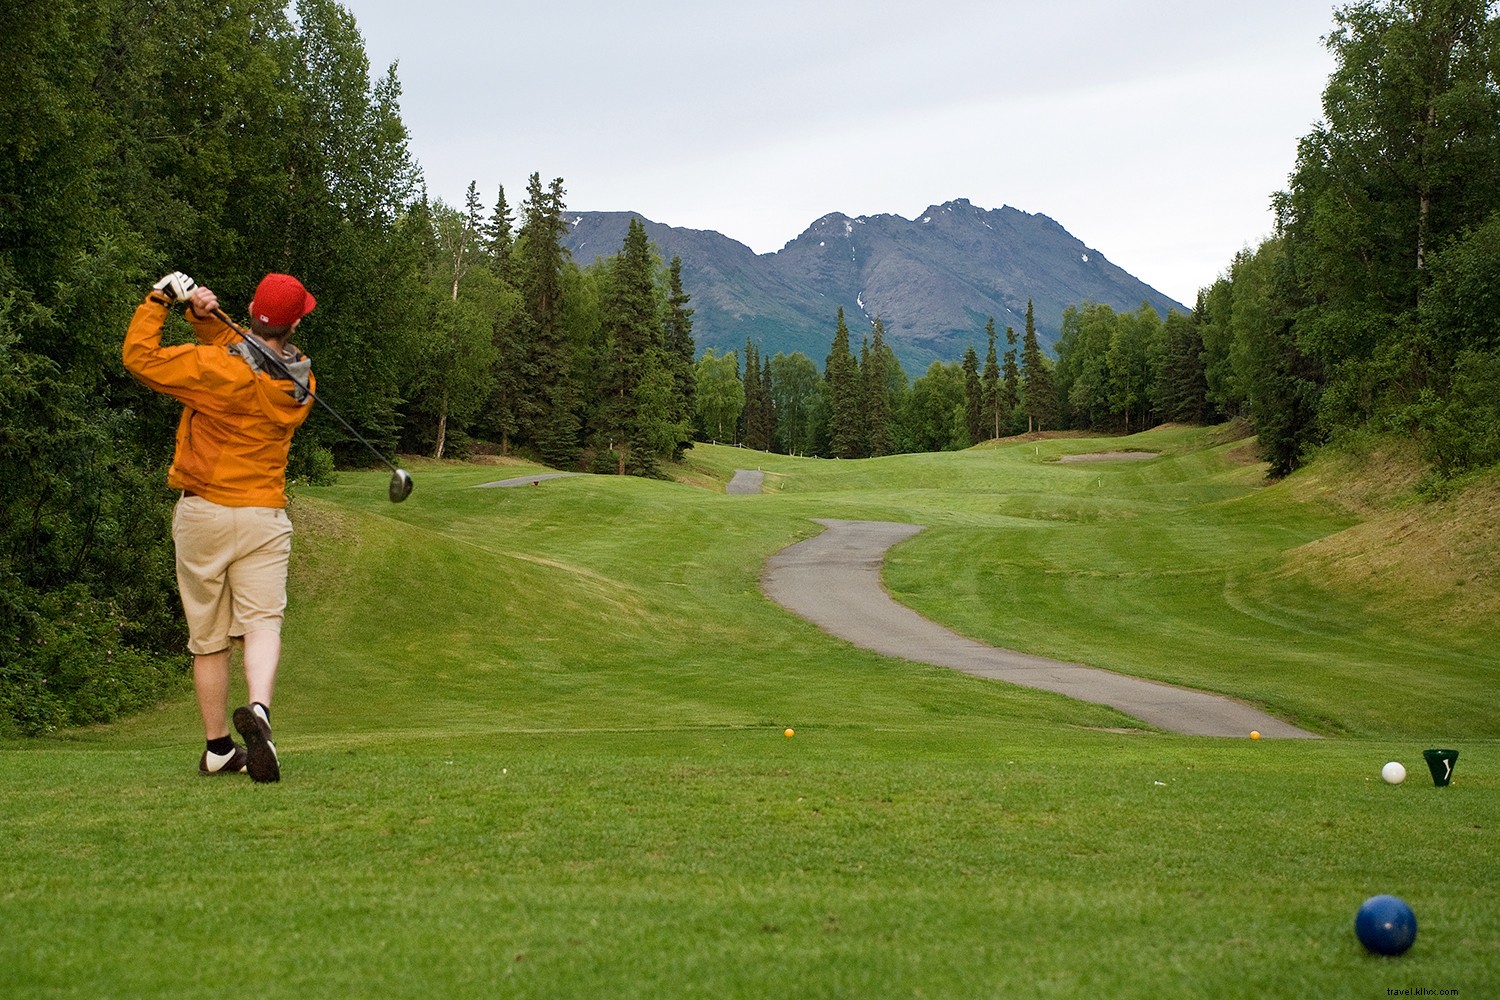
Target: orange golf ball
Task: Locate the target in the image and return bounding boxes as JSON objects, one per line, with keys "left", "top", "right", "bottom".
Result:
{"left": 1250, "top": 730, "right": 1261, "bottom": 740}
{"left": 784, "top": 728, "right": 795, "bottom": 738}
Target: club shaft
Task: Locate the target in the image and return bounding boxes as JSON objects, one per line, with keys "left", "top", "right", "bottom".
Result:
{"left": 208, "top": 306, "right": 400, "bottom": 474}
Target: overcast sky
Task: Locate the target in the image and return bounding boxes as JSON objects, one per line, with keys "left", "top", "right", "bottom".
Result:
{"left": 339, "top": 1, "right": 1341, "bottom": 306}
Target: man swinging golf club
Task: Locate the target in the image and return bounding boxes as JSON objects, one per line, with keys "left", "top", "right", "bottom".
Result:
{"left": 123, "top": 271, "right": 318, "bottom": 782}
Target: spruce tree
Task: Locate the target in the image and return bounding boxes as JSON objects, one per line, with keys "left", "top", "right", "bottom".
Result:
{"left": 1002, "top": 325, "right": 1021, "bottom": 430}
{"left": 1020, "top": 300, "right": 1059, "bottom": 432}
{"left": 663, "top": 257, "right": 697, "bottom": 458}
{"left": 1159, "top": 311, "right": 1210, "bottom": 423}
{"left": 517, "top": 173, "right": 579, "bottom": 468}
{"left": 600, "top": 217, "right": 665, "bottom": 474}
{"left": 863, "top": 318, "right": 894, "bottom": 456}
{"left": 483, "top": 184, "right": 524, "bottom": 455}
{"left": 962, "top": 344, "right": 983, "bottom": 444}
{"left": 486, "top": 184, "right": 515, "bottom": 282}
{"left": 741, "top": 340, "right": 774, "bottom": 451}
{"left": 982, "top": 318, "right": 1001, "bottom": 440}
{"left": 824, "top": 308, "right": 863, "bottom": 459}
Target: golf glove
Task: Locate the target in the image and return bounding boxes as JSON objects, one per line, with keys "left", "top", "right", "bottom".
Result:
{"left": 152, "top": 271, "right": 197, "bottom": 303}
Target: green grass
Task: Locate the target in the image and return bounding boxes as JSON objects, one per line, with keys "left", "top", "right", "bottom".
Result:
{"left": 4, "top": 427, "right": 1497, "bottom": 997}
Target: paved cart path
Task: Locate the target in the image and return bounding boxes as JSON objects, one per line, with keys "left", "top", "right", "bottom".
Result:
{"left": 762, "top": 518, "right": 1320, "bottom": 739}
{"left": 727, "top": 469, "right": 766, "bottom": 494}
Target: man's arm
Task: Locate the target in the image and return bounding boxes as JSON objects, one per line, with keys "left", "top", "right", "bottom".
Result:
{"left": 185, "top": 285, "right": 238, "bottom": 347}
{"left": 122, "top": 277, "right": 246, "bottom": 406}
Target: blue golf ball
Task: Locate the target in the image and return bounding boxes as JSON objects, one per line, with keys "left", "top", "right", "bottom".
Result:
{"left": 1355, "top": 895, "right": 1417, "bottom": 956}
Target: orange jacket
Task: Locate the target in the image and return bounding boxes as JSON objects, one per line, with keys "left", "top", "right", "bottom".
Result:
{"left": 122, "top": 293, "right": 315, "bottom": 507}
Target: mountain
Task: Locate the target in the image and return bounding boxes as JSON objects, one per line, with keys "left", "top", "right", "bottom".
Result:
{"left": 564, "top": 198, "right": 1188, "bottom": 375}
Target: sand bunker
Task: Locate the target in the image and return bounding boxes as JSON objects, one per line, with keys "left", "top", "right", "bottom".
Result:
{"left": 1057, "top": 451, "right": 1158, "bottom": 463}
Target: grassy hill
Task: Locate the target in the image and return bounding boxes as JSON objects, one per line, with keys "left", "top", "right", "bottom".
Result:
{"left": 3, "top": 426, "right": 1495, "bottom": 997}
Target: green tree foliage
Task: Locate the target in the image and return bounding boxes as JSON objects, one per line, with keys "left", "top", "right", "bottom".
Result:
{"left": 1230, "top": 239, "right": 1323, "bottom": 475}
{"left": 1019, "top": 301, "right": 1060, "bottom": 432}
{"left": 741, "top": 341, "right": 775, "bottom": 452}
{"left": 905, "top": 362, "right": 968, "bottom": 452}
{"left": 862, "top": 319, "right": 896, "bottom": 456}
{"left": 981, "top": 319, "right": 1001, "bottom": 440}
{"left": 1157, "top": 311, "right": 1212, "bottom": 424}
{"left": 1055, "top": 302, "right": 1198, "bottom": 433}
{"left": 769, "top": 352, "right": 822, "bottom": 456}
{"left": 0, "top": 0, "right": 426, "bottom": 734}
{"left": 596, "top": 218, "right": 669, "bottom": 474}
{"left": 695, "top": 349, "right": 744, "bottom": 442}
{"left": 515, "top": 174, "right": 581, "bottom": 469}
{"left": 486, "top": 185, "right": 516, "bottom": 281}
{"left": 961, "top": 345, "right": 984, "bottom": 444}
{"left": 824, "top": 308, "right": 864, "bottom": 459}
{"left": 1404, "top": 211, "right": 1500, "bottom": 470}
{"left": 663, "top": 258, "right": 697, "bottom": 460}
{"left": 1055, "top": 303, "right": 1114, "bottom": 430}
{"left": 1108, "top": 304, "right": 1163, "bottom": 433}
{"left": 413, "top": 190, "right": 499, "bottom": 459}
{"left": 1268, "top": 0, "right": 1500, "bottom": 470}
{"left": 1195, "top": 279, "right": 1246, "bottom": 419}
{"left": 1002, "top": 325, "right": 1021, "bottom": 433}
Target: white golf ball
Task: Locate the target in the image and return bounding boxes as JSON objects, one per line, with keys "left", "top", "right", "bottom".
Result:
{"left": 1382, "top": 761, "right": 1407, "bottom": 784}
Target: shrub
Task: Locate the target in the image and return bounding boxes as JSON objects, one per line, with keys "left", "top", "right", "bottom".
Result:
{"left": 0, "top": 584, "right": 188, "bottom": 736}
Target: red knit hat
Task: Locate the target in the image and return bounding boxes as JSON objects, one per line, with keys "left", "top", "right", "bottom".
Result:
{"left": 250, "top": 273, "right": 317, "bottom": 327}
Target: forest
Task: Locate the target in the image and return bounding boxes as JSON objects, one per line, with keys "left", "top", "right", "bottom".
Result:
{"left": 3, "top": 0, "right": 1498, "bottom": 733}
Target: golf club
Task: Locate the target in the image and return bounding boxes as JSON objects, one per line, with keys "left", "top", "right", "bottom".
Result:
{"left": 208, "top": 306, "right": 414, "bottom": 503}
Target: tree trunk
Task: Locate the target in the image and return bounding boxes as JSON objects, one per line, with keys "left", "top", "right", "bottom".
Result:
{"left": 434, "top": 388, "right": 448, "bottom": 459}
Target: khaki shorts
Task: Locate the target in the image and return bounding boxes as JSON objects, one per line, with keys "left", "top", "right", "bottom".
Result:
{"left": 172, "top": 495, "right": 294, "bottom": 655}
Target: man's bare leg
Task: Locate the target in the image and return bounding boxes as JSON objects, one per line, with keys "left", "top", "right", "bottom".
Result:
{"left": 236, "top": 629, "right": 282, "bottom": 782}
{"left": 242, "top": 629, "right": 280, "bottom": 710}
{"left": 193, "top": 648, "right": 232, "bottom": 740}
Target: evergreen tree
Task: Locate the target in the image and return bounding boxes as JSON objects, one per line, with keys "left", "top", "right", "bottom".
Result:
{"left": 758, "top": 349, "right": 778, "bottom": 452}
{"left": 482, "top": 183, "right": 524, "bottom": 455}
{"left": 486, "top": 184, "right": 515, "bottom": 281}
{"left": 598, "top": 217, "right": 665, "bottom": 475}
{"left": 516, "top": 173, "right": 579, "bottom": 468}
{"left": 961, "top": 344, "right": 984, "bottom": 443}
{"left": 741, "top": 340, "right": 774, "bottom": 451}
{"left": 1020, "top": 300, "right": 1059, "bottom": 431}
{"left": 1224, "top": 238, "right": 1321, "bottom": 475}
{"left": 824, "top": 308, "right": 863, "bottom": 459}
{"left": 982, "top": 318, "right": 1001, "bottom": 440}
{"left": 863, "top": 319, "right": 894, "bottom": 456}
{"left": 1159, "top": 311, "right": 1210, "bottom": 423}
{"left": 663, "top": 257, "right": 697, "bottom": 459}
{"left": 1002, "top": 325, "right": 1021, "bottom": 430}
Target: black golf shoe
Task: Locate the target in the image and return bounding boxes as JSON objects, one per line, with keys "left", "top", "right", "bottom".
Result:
{"left": 199, "top": 744, "right": 248, "bottom": 775}
{"left": 233, "top": 704, "right": 280, "bottom": 783}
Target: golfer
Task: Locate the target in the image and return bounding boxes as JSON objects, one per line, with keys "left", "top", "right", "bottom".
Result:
{"left": 122, "top": 271, "right": 318, "bottom": 782}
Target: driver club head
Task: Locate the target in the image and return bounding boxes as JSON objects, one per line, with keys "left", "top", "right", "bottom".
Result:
{"left": 389, "top": 468, "right": 414, "bottom": 503}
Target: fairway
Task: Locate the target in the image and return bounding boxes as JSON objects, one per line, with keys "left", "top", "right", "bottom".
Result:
{"left": 4, "top": 426, "right": 1497, "bottom": 998}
